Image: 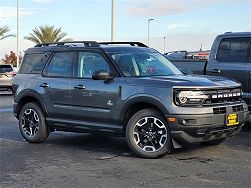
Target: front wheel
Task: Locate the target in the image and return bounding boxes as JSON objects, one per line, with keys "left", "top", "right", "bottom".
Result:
{"left": 126, "top": 109, "right": 172, "bottom": 158}
{"left": 19, "top": 102, "right": 49, "bottom": 143}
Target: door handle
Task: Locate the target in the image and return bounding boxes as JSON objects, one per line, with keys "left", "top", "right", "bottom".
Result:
{"left": 40, "top": 83, "right": 49, "bottom": 88}
{"left": 211, "top": 69, "right": 221, "bottom": 74}
{"left": 74, "top": 85, "right": 86, "bottom": 90}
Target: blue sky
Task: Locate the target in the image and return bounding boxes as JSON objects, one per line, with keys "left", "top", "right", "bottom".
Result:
{"left": 0, "top": 0, "right": 251, "bottom": 58}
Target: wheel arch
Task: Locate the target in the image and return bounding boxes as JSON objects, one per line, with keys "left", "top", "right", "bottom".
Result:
{"left": 15, "top": 92, "right": 48, "bottom": 119}
{"left": 120, "top": 95, "right": 168, "bottom": 134}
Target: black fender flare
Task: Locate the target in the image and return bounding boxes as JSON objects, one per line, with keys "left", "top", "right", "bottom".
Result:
{"left": 118, "top": 94, "right": 168, "bottom": 122}
{"left": 15, "top": 89, "right": 49, "bottom": 116}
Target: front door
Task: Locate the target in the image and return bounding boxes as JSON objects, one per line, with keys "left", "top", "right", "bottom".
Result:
{"left": 70, "top": 51, "right": 122, "bottom": 124}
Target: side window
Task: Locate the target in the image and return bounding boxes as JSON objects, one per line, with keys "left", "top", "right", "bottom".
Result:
{"left": 44, "top": 52, "right": 74, "bottom": 77}
{"left": 20, "top": 53, "right": 47, "bottom": 74}
{"left": 77, "top": 52, "right": 110, "bottom": 78}
{"left": 216, "top": 37, "right": 250, "bottom": 63}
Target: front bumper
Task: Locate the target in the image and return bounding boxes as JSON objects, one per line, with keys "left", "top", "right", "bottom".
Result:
{"left": 166, "top": 104, "right": 249, "bottom": 145}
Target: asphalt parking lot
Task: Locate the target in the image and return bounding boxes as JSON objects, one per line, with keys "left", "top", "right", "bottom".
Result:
{"left": 0, "top": 93, "right": 251, "bottom": 188}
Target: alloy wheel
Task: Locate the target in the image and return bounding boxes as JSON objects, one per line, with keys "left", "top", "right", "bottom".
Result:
{"left": 21, "top": 109, "right": 40, "bottom": 137}
{"left": 133, "top": 117, "right": 168, "bottom": 152}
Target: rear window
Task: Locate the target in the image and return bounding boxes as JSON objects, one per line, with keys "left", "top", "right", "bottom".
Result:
{"left": 0, "top": 65, "right": 13, "bottom": 73}
{"left": 43, "top": 52, "right": 74, "bottom": 78}
{"left": 216, "top": 37, "right": 250, "bottom": 62}
{"left": 20, "top": 53, "right": 48, "bottom": 74}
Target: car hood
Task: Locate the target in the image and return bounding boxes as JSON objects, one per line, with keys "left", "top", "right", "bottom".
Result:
{"left": 125, "top": 75, "right": 241, "bottom": 89}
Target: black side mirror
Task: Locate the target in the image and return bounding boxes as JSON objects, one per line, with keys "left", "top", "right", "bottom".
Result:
{"left": 92, "top": 70, "right": 114, "bottom": 81}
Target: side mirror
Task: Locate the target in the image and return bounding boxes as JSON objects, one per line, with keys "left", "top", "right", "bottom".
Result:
{"left": 92, "top": 70, "right": 114, "bottom": 81}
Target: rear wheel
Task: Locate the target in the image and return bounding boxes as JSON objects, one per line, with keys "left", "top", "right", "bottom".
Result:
{"left": 19, "top": 102, "right": 49, "bottom": 143}
{"left": 126, "top": 109, "right": 172, "bottom": 158}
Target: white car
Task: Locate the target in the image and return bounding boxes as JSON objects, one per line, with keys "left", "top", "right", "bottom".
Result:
{"left": 0, "top": 64, "right": 16, "bottom": 91}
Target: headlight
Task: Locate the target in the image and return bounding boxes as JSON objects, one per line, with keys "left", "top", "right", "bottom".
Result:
{"left": 175, "top": 90, "right": 209, "bottom": 106}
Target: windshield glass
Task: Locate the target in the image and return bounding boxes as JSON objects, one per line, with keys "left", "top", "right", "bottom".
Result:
{"left": 108, "top": 51, "right": 182, "bottom": 77}
{"left": 0, "top": 65, "right": 13, "bottom": 73}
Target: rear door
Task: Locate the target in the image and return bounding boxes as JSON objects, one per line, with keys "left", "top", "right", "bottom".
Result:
{"left": 41, "top": 51, "right": 74, "bottom": 118}
{"left": 206, "top": 37, "right": 251, "bottom": 105}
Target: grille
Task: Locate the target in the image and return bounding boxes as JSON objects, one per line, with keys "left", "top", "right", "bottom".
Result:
{"left": 232, "top": 105, "right": 244, "bottom": 112}
{"left": 203, "top": 88, "right": 242, "bottom": 106}
{"left": 213, "top": 107, "right": 226, "bottom": 114}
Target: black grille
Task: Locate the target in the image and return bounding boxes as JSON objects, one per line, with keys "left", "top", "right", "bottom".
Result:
{"left": 213, "top": 107, "right": 226, "bottom": 114}
{"left": 203, "top": 88, "right": 242, "bottom": 106}
{"left": 232, "top": 105, "right": 244, "bottom": 112}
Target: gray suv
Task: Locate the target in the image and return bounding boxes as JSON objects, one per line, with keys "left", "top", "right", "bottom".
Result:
{"left": 13, "top": 41, "right": 249, "bottom": 158}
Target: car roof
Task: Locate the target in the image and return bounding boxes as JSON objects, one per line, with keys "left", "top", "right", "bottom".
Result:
{"left": 219, "top": 32, "right": 251, "bottom": 37}
{"left": 100, "top": 45, "right": 157, "bottom": 53}
{"left": 24, "top": 41, "right": 156, "bottom": 54}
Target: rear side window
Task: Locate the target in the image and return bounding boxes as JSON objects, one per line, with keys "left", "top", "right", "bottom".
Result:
{"left": 43, "top": 52, "right": 74, "bottom": 78}
{"left": 0, "top": 65, "right": 13, "bottom": 73}
{"left": 216, "top": 37, "right": 250, "bottom": 63}
{"left": 20, "top": 53, "right": 47, "bottom": 73}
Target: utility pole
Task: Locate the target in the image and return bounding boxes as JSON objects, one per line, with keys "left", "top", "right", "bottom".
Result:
{"left": 111, "top": 0, "right": 115, "bottom": 42}
{"left": 164, "top": 36, "right": 166, "bottom": 54}
{"left": 16, "top": 0, "right": 19, "bottom": 68}
{"left": 147, "top": 18, "right": 154, "bottom": 46}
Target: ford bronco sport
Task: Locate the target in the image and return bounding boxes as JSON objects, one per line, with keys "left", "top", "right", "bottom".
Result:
{"left": 12, "top": 41, "right": 249, "bottom": 158}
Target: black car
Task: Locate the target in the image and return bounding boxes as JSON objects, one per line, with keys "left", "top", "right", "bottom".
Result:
{"left": 12, "top": 41, "right": 249, "bottom": 158}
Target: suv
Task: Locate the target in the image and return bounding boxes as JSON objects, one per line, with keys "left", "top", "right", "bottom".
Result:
{"left": 0, "top": 64, "right": 16, "bottom": 91}
{"left": 13, "top": 41, "right": 249, "bottom": 158}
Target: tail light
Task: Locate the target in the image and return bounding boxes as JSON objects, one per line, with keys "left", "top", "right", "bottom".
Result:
{"left": 5, "top": 71, "right": 17, "bottom": 78}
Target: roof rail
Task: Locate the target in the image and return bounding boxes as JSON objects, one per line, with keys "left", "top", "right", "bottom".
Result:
{"left": 99, "top": 42, "right": 148, "bottom": 47}
{"left": 34, "top": 41, "right": 100, "bottom": 47}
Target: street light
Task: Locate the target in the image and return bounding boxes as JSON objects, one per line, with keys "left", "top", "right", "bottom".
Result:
{"left": 111, "top": 0, "right": 115, "bottom": 42}
{"left": 16, "top": 0, "right": 19, "bottom": 68}
{"left": 147, "top": 18, "right": 154, "bottom": 46}
{"left": 163, "top": 36, "right": 166, "bottom": 54}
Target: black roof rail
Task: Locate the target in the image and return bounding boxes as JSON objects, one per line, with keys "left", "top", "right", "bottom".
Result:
{"left": 99, "top": 42, "right": 148, "bottom": 47}
{"left": 34, "top": 41, "right": 100, "bottom": 47}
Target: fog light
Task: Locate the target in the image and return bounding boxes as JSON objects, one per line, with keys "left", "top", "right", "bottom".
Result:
{"left": 168, "top": 117, "right": 176, "bottom": 122}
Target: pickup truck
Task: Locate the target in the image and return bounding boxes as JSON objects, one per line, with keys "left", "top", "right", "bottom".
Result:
{"left": 170, "top": 32, "right": 251, "bottom": 113}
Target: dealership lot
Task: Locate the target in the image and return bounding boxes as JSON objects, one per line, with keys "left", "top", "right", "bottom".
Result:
{"left": 0, "top": 94, "right": 250, "bottom": 188}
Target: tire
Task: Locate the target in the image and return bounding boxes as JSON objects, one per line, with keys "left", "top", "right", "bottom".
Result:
{"left": 126, "top": 108, "right": 172, "bottom": 158}
{"left": 19, "top": 102, "right": 49, "bottom": 143}
{"left": 201, "top": 138, "right": 226, "bottom": 145}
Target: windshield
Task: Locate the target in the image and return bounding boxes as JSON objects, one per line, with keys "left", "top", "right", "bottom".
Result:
{"left": 108, "top": 51, "right": 182, "bottom": 77}
{"left": 0, "top": 65, "right": 13, "bottom": 73}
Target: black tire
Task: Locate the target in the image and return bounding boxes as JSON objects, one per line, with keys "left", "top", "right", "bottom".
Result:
{"left": 126, "top": 108, "right": 172, "bottom": 158}
{"left": 201, "top": 138, "right": 226, "bottom": 145}
{"left": 19, "top": 102, "right": 49, "bottom": 143}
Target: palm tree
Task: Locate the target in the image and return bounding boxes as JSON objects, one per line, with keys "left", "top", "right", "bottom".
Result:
{"left": 0, "top": 26, "right": 15, "bottom": 40}
{"left": 24, "top": 25, "right": 71, "bottom": 44}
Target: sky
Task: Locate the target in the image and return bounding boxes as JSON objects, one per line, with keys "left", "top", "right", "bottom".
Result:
{"left": 0, "top": 0, "right": 251, "bottom": 58}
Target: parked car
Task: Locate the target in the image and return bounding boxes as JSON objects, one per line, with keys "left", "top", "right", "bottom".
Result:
{"left": 171, "top": 32, "right": 251, "bottom": 113}
{"left": 164, "top": 51, "right": 187, "bottom": 60}
{"left": 0, "top": 64, "right": 16, "bottom": 91}
{"left": 12, "top": 41, "right": 249, "bottom": 158}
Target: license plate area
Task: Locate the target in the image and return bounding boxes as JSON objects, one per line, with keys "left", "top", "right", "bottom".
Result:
{"left": 226, "top": 113, "right": 238, "bottom": 126}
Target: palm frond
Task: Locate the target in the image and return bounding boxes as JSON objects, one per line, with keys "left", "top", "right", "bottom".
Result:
{"left": 0, "top": 26, "right": 15, "bottom": 40}
{"left": 24, "top": 25, "right": 71, "bottom": 44}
